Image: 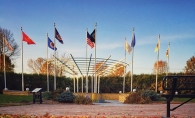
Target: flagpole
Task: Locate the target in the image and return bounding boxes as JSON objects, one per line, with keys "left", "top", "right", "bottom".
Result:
{"left": 86, "top": 28, "right": 88, "bottom": 93}
{"left": 54, "top": 23, "right": 56, "bottom": 90}
{"left": 3, "top": 34, "right": 6, "bottom": 90}
{"left": 77, "top": 77, "right": 78, "bottom": 92}
{"left": 47, "top": 33, "right": 49, "bottom": 91}
{"left": 156, "top": 50, "right": 158, "bottom": 92}
{"left": 94, "top": 22, "right": 97, "bottom": 93}
{"left": 156, "top": 34, "right": 160, "bottom": 92}
{"left": 166, "top": 42, "right": 170, "bottom": 76}
{"left": 131, "top": 28, "right": 134, "bottom": 92}
{"left": 123, "top": 38, "right": 126, "bottom": 93}
{"left": 73, "top": 65, "right": 75, "bottom": 93}
{"left": 21, "top": 27, "right": 24, "bottom": 91}
{"left": 168, "top": 42, "right": 170, "bottom": 75}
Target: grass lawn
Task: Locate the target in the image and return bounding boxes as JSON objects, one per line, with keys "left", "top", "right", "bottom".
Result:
{"left": 0, "top": 94, "right": 33, "bottom": 104}
{"left": 172, "top": 97, "right": 195, "bottom": 103}
{"left": 0, "top": 94, "right": 195, "bottom": 106}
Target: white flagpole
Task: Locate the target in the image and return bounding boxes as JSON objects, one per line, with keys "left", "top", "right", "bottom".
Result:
{"left": 94, "top": 23, "right": 97, "bottom": 93}
{"left": 123, "top": 38, "right": 126, "bottom": 93}
{"left": 82, "top": 76, "right": 83, "bottom": 93}
{"left": 54, "top": 23, "right": 56, "bottom": 90}
{"left": 21, "top": 27, "right": 24, "bottom": 91}
{"left": 156, "top": 34, "right": 160, "bottom": 92}
{"left": 86, "top": 28, "right": 88, "bottom": 93}
{"left": 3, "top": 34, "right": 6, "bottom": 90}
{"left": 168, "top": 42, "right": 170, "bottom": 74}
{"left": 74, "top": 77, "right": 75, "bottom": 93}
{"left": 156, "top": 50, "right": 158, "bottom": 92}
{"left": 98, "top": 75, "right": 100, "bottom": 93}
{"left": 166, "top": 42, "right": 170, "bottom": 76}
{"left": 131, "top": 28, "right": 134, "bottom": 92}
{"left": 73, "top": 65, "right": 75, "bottom": 93}
{"left": 47, "top": 33, "right": 49, "bottom": 91}
{"left": 91, "top": 75, "right": 93, "bottom": 93}
{"left": 77, "top": 77, "right": 78, "bottom": 92}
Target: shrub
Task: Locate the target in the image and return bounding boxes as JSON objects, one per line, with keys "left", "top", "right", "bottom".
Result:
{"left": 124, "top": 92, "right": 142, "bottom": 104}
{"left": 74, "top": 94, "right": 92, "bottom": 105}
{"left": 142, "top": 90, "right": 160, "bottom": 101}
{"left": 42, "top": 91, "right": 52, "bottom": 100}
{"left": 56, "top": 91, "right": 75, "bottom": 103}
{"left": 124, "top": 92, "right": 152, "bottom": 104}
{"left": 51, "top": 88, "right": 64, "bottom": 100}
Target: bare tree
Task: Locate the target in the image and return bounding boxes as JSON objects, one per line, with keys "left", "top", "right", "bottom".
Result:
{"left": 0, "top": 27, "right": 20, "bottom": 72}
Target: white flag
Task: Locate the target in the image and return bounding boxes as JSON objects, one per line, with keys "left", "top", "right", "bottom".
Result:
{"left": 4, "top": 37, "right": 13, "bottom": 51}
{"left": 125, "top": 41, "right": 132, "bottom": 54}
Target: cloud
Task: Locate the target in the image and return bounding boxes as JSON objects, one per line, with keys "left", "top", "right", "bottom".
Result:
{"left": 138, "top": 34, "right": 195, "bottom": 46}
{"left": 162, "top": 34, "right": 195, "bottom": 41}
{"left": 98, "top": 43, "right": 122, "bottom": 50}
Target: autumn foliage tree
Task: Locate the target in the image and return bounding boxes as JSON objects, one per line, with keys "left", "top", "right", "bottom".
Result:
{"left": 93, "top": 61, "right": 125, "bottom": 76}
{"left": 0, "top": 55, "right": 14, "bottom": 72}
{"left": 184, "top": 56, "right": 195, "bottom": 74}
{"left": 94, "top": 61, "right": 108, "bottom": 75}
{"left": 153, "top": 60, "right": 167, "bottom": 74}
{"left": 109, "top": 64, "right": 124, "bottom": 76}
{"left": 27, "top": 56, "right": 70, "bottom": 76}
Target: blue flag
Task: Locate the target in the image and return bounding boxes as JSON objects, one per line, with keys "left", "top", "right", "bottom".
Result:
{"left": 90, "top": 29, "right": 95, "bottom": 43}
{"left": 131, "top": 33, "right": 136, "bottom": 47}
{"left": 48, "top": 37, "right": 57, "bottom": 50}
{"left": 55, "top": 28, "right": 63, "bottom": 44}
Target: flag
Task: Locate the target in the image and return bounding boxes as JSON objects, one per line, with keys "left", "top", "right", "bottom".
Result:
{"left": 166, "top": 47, "right": 170, "bottom": 58}
{"left": 90, "top": 29, "right": 95, "bottom": 43}
{"left": 154, "top": 43, "right": 159, "bottom": 52}
{"left": 55, "top": 28, "right": 63, "bottom": 44}
{"left": 4, "top": 38, "right": 13, "bottom": 51}
{"left": 154, "top": 35, "right": 160, "bottom": 52}
{"left": 22, "top": 31, "right": 35, "bottom": 44}
{"left": 131, "top": 33, "right": 136, "bottom": 47}
{"left": 48, "top": 37, "right": 57, "bottom": 50}
{"left": 87, "top": 31, "right": 94, "bottom": 48}
{"left": 125, "top": 41, "right": 132, "bottom": 54}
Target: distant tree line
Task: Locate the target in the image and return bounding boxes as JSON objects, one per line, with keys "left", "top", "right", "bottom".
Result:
{"left": 0, "top": 72, "right": 185, "bottom": 94}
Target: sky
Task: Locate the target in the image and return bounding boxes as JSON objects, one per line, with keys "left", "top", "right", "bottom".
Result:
{"left": 0, "top": 0, "right": 195, "bottom": 75}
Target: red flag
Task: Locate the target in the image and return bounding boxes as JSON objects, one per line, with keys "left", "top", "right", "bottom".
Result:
{"left": 22, "top": 31, "right": 35, "bottom": 44}
{"left": 87, "top": 31, "right": 94, "bottom": 48}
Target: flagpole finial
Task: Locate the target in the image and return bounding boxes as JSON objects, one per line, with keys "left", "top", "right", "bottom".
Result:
{"left": 21, "top": 27, "right": 22, "bottom": 31}
{"left": 158, "top": 34, "right": 160, "bottom": 38}
{"left": 86, "top": 28, "right": 88, "bottom": 31}
{"left": 133, "top": 27, "right": 134, "bottom": 31}
{"left": 54, "top": 23, "right": 56, "bottom": 27}
{"left": 95, "top": 22, "right": 97, "bottom": 27}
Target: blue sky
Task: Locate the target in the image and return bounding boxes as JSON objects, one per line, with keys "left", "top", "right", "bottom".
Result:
{"left": 0, "top": 0, "right": 195, "bottom": 75}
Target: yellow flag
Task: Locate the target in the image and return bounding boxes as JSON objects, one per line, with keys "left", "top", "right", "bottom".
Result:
{"left": 154, "top": 35, "right": 160, "bottom": 52}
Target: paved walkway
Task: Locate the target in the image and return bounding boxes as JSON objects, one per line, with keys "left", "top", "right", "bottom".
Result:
{"left": 0, "top": 100, "right": 195, "bottom": 117}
